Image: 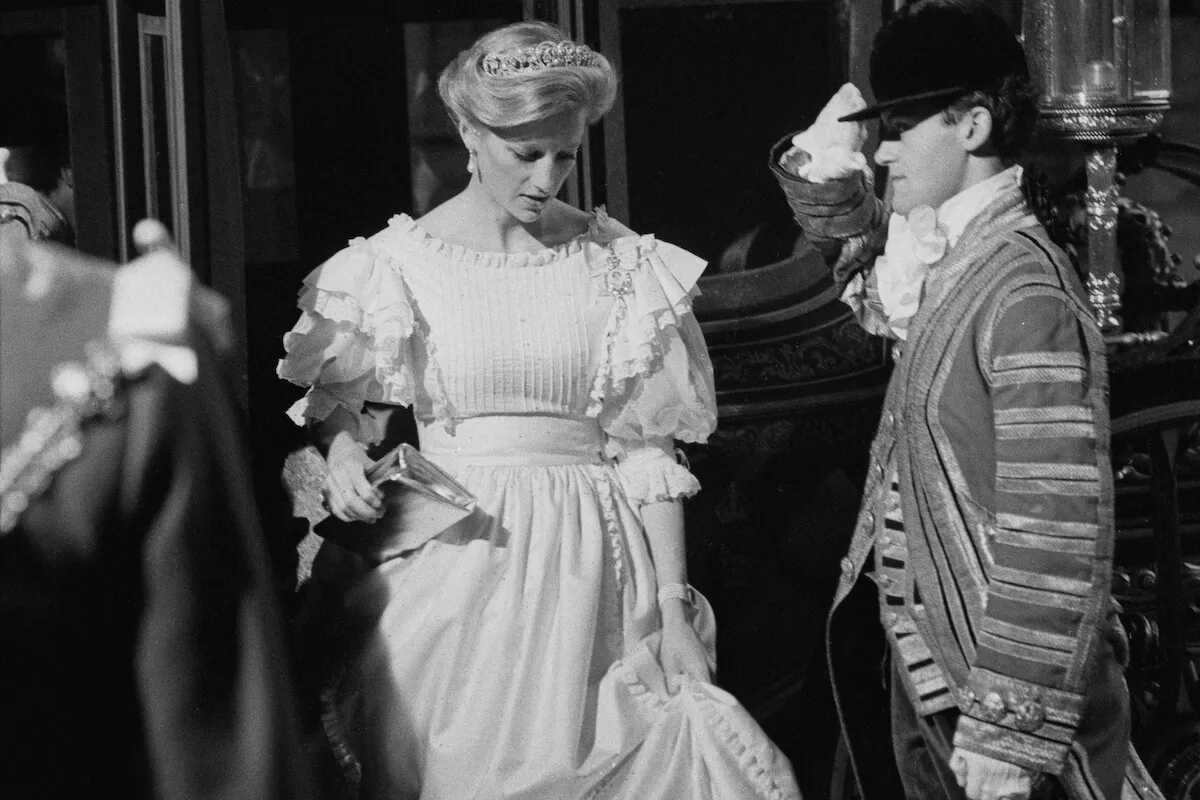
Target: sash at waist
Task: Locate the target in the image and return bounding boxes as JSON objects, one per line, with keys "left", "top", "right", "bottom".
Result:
{"left": 418, "top": 416, "right": 606, "bottom": 467}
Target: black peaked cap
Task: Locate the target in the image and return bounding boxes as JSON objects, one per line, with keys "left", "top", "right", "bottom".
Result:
{"left": 840, "top": 0, "right": 1029, "bottom": 122}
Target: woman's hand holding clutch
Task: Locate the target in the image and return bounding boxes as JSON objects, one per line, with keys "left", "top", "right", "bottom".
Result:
{"left": 322, "top": 432, "right": 384, "bottom": 522}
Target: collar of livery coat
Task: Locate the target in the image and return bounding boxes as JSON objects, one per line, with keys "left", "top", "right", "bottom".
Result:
{"left": 876, "top": 164, "right": 1023, "bottom": 340}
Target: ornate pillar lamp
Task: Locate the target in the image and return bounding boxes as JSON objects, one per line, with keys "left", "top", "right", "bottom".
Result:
{"left": 1022, "top": 0, "right": 1172, "bottom": 332}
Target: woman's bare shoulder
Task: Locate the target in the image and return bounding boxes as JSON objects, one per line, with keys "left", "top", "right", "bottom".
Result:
{"left": 413, "top": 197, "right": 469, "bottom": 241}
{"left": 542, "top": 200, "right": 594, "bottom": 243}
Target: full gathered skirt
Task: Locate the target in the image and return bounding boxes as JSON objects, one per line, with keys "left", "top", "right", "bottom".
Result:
{"left": 304, "top": 417, "right": 800, "bottom": 800}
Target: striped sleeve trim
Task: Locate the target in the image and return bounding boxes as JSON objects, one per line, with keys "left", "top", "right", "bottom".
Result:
{"left": 978, "top": 631, "right": 1076, "bottom": 668}
{"left": 989, "top": 582, "right": 1094, "bottom": 614}
{"left": 980, "top": 617, "right": 1081, "bottom": 654}
{"left": 991, "top": 566, "right": 1094, "bottom": 597}
{"left": 958, "top": 702, "right": 1079, "bottom": 747}
{"left": 996, "top": 461, "right": 1099, "bottom": 481}
{"left": 991, "top": 366, "right": 1086, "bottom": 386}
{"left": 996, "top": 513, "right": 1098, "bottom": 539}
{"left": 996, "top": 421, "right": 1095, "bottom": 440}
{"left": 993, "top": 529, "right": 1097, "bottom": 555}
{"left": 995, "top": 406, "right": 1094, "bottom": 426}
{"left": 965, "top": 667, "right": 1087, "bottom": 723}
{"left": 953, "top": 716, "right": 1071, "bottom": 774}
{"left": 997, "top": 476, "right": 1101, "bottom": 496}
{"left": 993, "top": 351, "right": 1086, "bottom": 371}
{"left": 953, "top": 664, "right": 1093, "bottom": 772}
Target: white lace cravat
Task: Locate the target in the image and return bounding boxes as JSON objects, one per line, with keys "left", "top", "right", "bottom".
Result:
{"left": 874, "top": 165, "right": 1024, "bottom": 340}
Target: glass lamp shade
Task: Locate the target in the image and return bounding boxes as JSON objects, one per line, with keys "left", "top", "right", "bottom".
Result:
{"left": 1023, "top": 0, "right": 1171, "bottom": 141}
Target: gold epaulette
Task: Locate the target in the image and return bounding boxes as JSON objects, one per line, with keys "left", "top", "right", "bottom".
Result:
{"left": 0, "top": 342, "right": 125, "bottom": 534}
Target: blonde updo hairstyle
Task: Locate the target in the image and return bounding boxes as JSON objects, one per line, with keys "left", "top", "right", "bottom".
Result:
{"left": 438, "top": 21, "right": 617, "bottom": 134}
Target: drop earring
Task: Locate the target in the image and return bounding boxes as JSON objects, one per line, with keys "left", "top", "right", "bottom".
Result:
{"left": 467, "top": 149, "right": 477, "bottom": 174}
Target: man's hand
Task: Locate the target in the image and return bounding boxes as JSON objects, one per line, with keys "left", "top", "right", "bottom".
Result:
{"left": 949, "top": 747, "right": 1036, "bottom": 800}
{"left": 783, "top": 83, "right": 870, "bottom": 182}
{"left": 803, "top": 82, "right": 870, "bottom": 153}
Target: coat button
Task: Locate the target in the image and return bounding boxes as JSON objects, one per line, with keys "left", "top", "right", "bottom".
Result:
{"left": 980, "top": 691, "right": 1007, "bottom": 722}
{"left": 840, "top": 557, "right": 855, "bottom": 577}
{"left": 885, "top": 411, "right": 896, "bottom": 426}
{"left": 1012, "top": 700, "right": 1045, "bottom": 731}
{"left": 864, "top": 511, "right": 876, "bottom": 528}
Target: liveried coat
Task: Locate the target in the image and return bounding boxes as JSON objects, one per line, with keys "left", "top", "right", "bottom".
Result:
{"left": 0, "top": 229, "right": 315, "bottom": 800}
{"left": 770, "top": 136, "right": 1162, "bottom": 800}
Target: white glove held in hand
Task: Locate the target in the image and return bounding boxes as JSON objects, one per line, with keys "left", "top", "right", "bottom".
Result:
{"left": 950, "top": 747, "right": 1036, "bottom": 800}
{"left": 782, "top": 83, "right": 871, "bottom": 183}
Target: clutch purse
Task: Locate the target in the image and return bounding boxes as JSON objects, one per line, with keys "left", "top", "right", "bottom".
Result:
{"left": 314, "top": 443, "right": 477, "bottom": 565}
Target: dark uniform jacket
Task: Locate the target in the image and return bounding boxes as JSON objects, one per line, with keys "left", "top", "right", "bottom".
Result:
{"left": 0, "top": 228, "right": 314, "bottom": 799}
{"left": 769, "top": 137, "right": 1163, "bottom": 800}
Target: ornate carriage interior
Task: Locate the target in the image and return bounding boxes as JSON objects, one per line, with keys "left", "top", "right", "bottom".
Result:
{"left": 2, "top": 0, "right": 1199, "bottom": 797}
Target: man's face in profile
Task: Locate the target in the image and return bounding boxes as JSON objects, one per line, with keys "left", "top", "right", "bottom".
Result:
{"left": 874, "top": 105, "right": 970, "bottom": 215}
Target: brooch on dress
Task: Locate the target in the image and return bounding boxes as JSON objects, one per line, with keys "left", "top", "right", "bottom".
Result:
{"left": 599, "top": 249, "right": 634, "bottom": 297}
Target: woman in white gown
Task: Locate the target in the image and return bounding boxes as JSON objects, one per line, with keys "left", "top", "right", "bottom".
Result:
{"left": 278, "top": 21, "right": 801, "bottom": 800}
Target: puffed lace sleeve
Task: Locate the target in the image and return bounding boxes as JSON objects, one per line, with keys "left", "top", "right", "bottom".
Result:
{"left": 588, "top": 213, "right": 718, "bottom": 507}
{"left": 276, "top": 232, "right": 429, "bottom": 444}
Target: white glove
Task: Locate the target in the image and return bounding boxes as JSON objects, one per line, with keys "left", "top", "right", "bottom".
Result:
{"left": 949, "top": 748, "right": 1036, "bottom": 800}
{"left": 781, "top": 83, "right": 871, "bottom": 183}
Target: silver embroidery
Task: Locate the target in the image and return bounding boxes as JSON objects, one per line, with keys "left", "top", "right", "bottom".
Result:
{"left": 0, "top": 342, "right": 122, "bottom": 534}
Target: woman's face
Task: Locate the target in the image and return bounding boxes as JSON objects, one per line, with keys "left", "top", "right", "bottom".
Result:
{"left": 467, "top": 109, "right": 587, "bottom": 223}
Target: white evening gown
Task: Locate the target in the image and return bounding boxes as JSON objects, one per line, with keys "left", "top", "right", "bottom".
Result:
{"left": 278, "top": 210, "right": 801, "bottom": 800}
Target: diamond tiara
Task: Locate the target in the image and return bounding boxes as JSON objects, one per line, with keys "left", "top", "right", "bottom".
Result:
{"left": 481, "top": 40, "right": 600, "bottom": 77}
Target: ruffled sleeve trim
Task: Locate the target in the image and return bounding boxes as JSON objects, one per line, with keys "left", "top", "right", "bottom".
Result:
{"left": 613, "top": 446, "right": 702, "bottom": 507}
{"left": 285, "top": 386, "right": 344, "bottom": 428}
{"left": 585, "top": 210, "right": 717, "bottom": 446}
{"left": 276, "top": 227, "right": 457, "bottom": 431}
